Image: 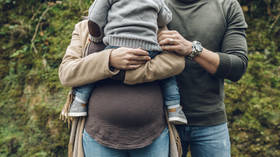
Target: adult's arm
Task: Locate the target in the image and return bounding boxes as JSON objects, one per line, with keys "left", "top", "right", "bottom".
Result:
{"left": 121, "top": 26, "right": 185, "bottom": 85}
{"left": 214, "top": 0, "right": 248, "bottom": 82}
{"left": 159, "top": 0, "right": 248, "bottom": 82}
{"left": 59, "top": 20, "right": 185, "bottom": 87}
{"left": 124, "top": 52, "right": 185, "bottom": 85}
{"left": 58, "top": 21, "right": 120, "bottom": 87}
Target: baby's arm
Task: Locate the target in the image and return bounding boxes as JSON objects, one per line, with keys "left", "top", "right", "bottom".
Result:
{"left": 88, "top": 0, "right": 111, "bottom": 42}
{"left": 157, "top": 0, "right": 172, "bottom": 27}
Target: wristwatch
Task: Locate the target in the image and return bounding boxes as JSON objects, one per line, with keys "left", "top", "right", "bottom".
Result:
{"left": 188, "top": 41, "right": 203, "bottom": 60}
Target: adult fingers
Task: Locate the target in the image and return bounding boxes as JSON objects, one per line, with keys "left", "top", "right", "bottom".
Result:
{"left": 130, "top": 48, "right": 149, "bottom": 56}
{"left": 159, "top": 38, "right": 180, "bottom": 46}
{"left": 127, "top": 60, "right": 147, "bottom": 65}
{"left": 158, "top": 34, "right": 178, "bottom": 42}
{"left": 158, "top": 30, "right": 177, "bottom": 36}
{"left": 161, "top": 45, "right": 181, "bottom": 52}
{"left": 158, "top": 30, "right": 185, "bottom": 41}
{"left": 158, "top": 30, "right": 179, "bottom": 38}
{"left": 113, "top": 47, "right": 148, "bottom": 57}
{"left": 129, "top": 55, "right": 151, "bottom": 61}
{"left": 125, "top": 64, "right": 142, "bottom": 70}
{"left": 126, "top": 48, "right": 151, "bottom": 61}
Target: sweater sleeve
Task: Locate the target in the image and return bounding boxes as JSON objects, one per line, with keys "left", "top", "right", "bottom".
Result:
{"left": 88, "top": 0, "right": 111, "bottom": 41}
{"left": 157, "top": 0, "right": 172, "bottom": 27}
{"left": 214, "top": 0, "right": 248, "bottom": 82}
{"left": 58, "top": 22, "right": 119, "bottom": 87}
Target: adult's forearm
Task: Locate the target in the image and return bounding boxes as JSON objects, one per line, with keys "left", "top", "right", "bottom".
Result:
{"left": 59, "top": 21, "right": 120, "bottom": 87}
{"left": 59, "top": 49, "right": 119, "bottom": 87}
{"left": 214, "top": 30, "right": 248, "bottom": 82}
{"left": 194, "top": 48, "right": 248, "bottom": 82}
{"left": 60, "top": 49, "right": 185, "bottom": 87}
{"left": 214, "top": 52, "right": 248, "bottom": 82}
{"left": 59, "top": 20, "right": 186, "bottom": 87}
{"left": 124, "top": 52, "right": 185, "bottom": 85}
{"left": 193, "top": 48, "right": 220, "bottom": 74}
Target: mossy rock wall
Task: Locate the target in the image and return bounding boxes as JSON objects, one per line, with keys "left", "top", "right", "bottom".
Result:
{"left": 0, "top": 0, "right": 279, "bottom": 156}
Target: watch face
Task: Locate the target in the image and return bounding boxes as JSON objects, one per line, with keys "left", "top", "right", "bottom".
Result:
{"left": 196, "top": 44, "right": 202, "bottom": 52}
{"left": 189, "top": 41, "right": 203, "bottom": 59}
{"left": 194, "top": 41, "right": 202, "bottom": 52}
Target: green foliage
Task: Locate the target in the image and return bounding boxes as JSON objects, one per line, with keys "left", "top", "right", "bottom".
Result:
{"left": 0, "top": 0, "right": 92, "bottom": 156}
{"left": 226, "top": 1, "right": 280, "bottom": 156}
{"left": 226, "top": 51, "right": 280, "bottom": 157}
{"left": 0, "top": 0, "right": 279, "bottom": 156}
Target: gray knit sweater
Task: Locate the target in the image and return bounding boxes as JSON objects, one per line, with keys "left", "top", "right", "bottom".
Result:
{"left": 88, "top": 0, "right": 172, "bottom": 51}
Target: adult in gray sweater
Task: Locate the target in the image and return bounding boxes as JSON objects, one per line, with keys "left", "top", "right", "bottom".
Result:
{"left": 157, "top": 0, "right": 248, "bottom": 156}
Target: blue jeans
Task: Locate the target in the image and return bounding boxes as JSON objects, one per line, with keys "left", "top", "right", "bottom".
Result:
{"left": 160, "top": 77, "right": 180, "bottom": 106}
{"left": 176, "top": 123, "right": 231, "bottom": 157}
{"left": 82, "top": 127, "right": 169, "bottom": 157}
{"left": 73, "top": 83, "right": 95, "bottom": 103}
{"left": 73, "top": 46, "right": 180, "bottom": 106}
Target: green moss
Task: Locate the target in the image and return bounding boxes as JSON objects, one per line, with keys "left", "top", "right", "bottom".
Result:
{"left": 226, "top": 51, "right": 280, "bottom": 157}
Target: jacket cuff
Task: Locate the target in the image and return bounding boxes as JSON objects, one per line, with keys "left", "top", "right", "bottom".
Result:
{"left": 101, "top": 49, "right": 120, "bottom": 76}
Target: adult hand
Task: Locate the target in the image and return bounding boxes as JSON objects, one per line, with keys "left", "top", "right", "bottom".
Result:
{"left": 110, "top": 47, "right": 151, "bottom": 70}
{"left": 158, "top": 30, "right": 192, "bottom": 56}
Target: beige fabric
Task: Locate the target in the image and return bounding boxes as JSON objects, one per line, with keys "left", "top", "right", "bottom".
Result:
{"left": 125, "top": 51, "right": 185, "bottom": 85}
{"left": 58, "top": 26, "right": 119, "bottom": 87}
{"left": 59, "top": 20, "right": 184, "bottom": 157}
{"left": 59, "top": 20, "right": 185, "bottom": 87}
{"left": 166, "top": 112, "right": 183, "bottom": 157}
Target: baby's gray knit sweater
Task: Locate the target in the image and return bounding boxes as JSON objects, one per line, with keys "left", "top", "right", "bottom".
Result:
{"left": 88, "top": 0, "right": 172, "bottom": 51}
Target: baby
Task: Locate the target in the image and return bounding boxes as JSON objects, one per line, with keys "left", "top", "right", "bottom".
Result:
{"left": 68, "top": 0, "right": 187, "bottom": 125}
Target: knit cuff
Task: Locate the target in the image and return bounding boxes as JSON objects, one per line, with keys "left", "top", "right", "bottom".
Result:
{"left": 89, "top": 34, "right": 103, "bottom": 43}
